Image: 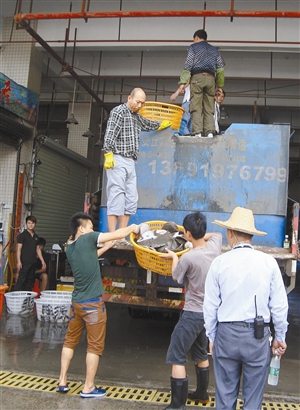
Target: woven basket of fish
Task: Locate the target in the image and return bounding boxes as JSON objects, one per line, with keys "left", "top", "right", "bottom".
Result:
{"left": 130, "top": 220, "right": 190, "bottom": 276}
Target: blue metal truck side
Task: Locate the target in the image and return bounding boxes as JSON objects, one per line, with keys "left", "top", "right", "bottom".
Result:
{"left": 101, "top": 124, "right": 290, "bottom": 245}
{"left": 99, "top": 124, "right": 298, "bottom": 307}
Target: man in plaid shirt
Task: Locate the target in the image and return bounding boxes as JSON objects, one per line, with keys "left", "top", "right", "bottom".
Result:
{"left": 103, "top": 88, "right": 171, "bottom": 243}
{"left": 178, "top": 29, "right": 225, "bottom": 139}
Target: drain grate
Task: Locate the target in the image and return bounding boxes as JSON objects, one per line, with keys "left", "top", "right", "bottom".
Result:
{"left": 106, "top": 386, "right": 157, "bottom": 402}
{"left": 1, "top": 371, "right": 299, "bottom": 409}
{"left": 0, "top": 370, "right": 82, "bottom": 394}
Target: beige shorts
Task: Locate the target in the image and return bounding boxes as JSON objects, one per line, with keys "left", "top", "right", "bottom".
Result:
{"left": 63, "top": 297, "right": 107, "bottom": 355}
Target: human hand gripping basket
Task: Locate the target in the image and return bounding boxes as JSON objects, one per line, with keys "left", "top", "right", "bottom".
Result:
{"left": 129, "top": 220, "right": 189, "bottom": 276}
{"left": 139, "top": 102, "right": 185, "bottom": 131}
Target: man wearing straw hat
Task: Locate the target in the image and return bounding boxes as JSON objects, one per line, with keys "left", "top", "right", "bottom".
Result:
{"left": 203, "top": 207, "right": 288, "bottom": 410}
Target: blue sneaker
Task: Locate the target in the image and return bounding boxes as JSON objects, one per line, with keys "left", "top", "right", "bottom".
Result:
{"left": 56, "top": 385, "right": 70, "bottom": 393}
{"left": 80, "top": 387, "right": 106, "bottom": 398}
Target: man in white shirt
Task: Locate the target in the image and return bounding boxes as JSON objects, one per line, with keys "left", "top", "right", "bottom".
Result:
{"left": 204, "top": 207, "right": 288, "bottom": 410}
{"left": 214, "top": 88, "right": 225, "bottom": 135}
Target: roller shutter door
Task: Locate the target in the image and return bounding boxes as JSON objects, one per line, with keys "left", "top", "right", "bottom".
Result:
{"left": 32, "top": 144, "right": 89, "bottom": 248}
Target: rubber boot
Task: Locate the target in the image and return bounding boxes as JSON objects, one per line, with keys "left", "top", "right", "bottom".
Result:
{"left": 188, "top": 365, "right": 209, "bottom": 403}
{"left": 164, "top": 376, "right": 188, "bottom": 410}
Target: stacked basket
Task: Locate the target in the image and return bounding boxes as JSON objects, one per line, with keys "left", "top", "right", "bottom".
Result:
{"left": 4, "top": 291, "right": 38, "bottom": 315}
{"left": 35, "top": 291, "right": 72, "bottom": 323}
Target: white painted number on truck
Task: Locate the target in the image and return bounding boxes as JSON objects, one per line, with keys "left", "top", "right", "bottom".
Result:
{"left": 148, "top": 160, "right": 287, "bottom": 182}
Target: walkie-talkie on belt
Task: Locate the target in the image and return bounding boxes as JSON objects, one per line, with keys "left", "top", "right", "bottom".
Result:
{"left": 254, "top": 295, "right": 264, "bottom": 339}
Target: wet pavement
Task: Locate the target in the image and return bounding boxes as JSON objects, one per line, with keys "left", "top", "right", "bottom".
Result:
{"left": 0, "top": 388, "right": 163, "bottom": 409}
{"left": 0, "top": 278, "right": 299, "bottom": 409}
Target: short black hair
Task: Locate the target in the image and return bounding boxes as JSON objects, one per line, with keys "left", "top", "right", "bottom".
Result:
{"left": 193, "top": 29, "right": 207, "bottom": 41}
{"left": 183, "top": 212, "right": 207, "bottom": 240}
{"left": 26, "top": 215, "right": 37, "bottom": 224}
{"left": 37, "top": 237, "right": 46, "bottom": 247}
{"left": 70, "top": 212, "right": 93, "bottom": 239}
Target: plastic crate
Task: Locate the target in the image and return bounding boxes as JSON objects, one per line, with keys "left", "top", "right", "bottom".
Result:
{"left": 56, "top": 284, "right": 74, "bottom": 292}
{"left": 130, "top": 220, "right": 189, "bottom": 276}
{"left": 139, "top": 102, "right": 185, "bottom": 130}
{"left": 39, "top": 296, "right": 72, "bottom": 303}
{"left": 35, "top": 299, "right": 71, "bottom": 323}
{"left": 4, "top": 291, "right": 38, "bottom": 315}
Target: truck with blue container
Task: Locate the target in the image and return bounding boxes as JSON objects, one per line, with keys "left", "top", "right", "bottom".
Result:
{"left": 99, "top": 123, "right": 299, "bottom": 313}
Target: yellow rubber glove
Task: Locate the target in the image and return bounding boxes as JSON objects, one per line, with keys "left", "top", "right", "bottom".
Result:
{"left": 104, "top": 152, "right": 116, "bottom": 170}
{"left": 158, "top": 120, "right": 172, "bottom": 131}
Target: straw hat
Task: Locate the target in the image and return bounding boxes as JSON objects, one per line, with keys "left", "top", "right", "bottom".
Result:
{"left": 213, "top": 207, "right": 267, "bottom": 236}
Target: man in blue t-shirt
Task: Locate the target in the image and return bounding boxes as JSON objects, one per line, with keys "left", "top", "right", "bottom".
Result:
{"left": 57, "top": 212, "right": 140, "bottom": 399}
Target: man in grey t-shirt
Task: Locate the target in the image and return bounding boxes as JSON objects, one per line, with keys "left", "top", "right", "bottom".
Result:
{"left": 161, "top": 212, "right": 222, "bottom": 409}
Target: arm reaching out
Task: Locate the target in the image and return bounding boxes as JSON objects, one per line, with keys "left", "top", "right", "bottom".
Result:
{"left": 98, "top": 224, "right": 140, "bottom": 245}
{"left": 97, "top": 241, "right": 115, "bottom": 257}
{"left": 170, "top": 86, "right": 184, "bottom": 102}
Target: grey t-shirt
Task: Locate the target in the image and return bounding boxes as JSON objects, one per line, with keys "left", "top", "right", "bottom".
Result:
{"left": 172, "top": 234, "right": 222, "bottom": 312}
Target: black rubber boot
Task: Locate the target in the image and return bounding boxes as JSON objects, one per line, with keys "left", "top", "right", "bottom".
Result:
{"left": 188, "top": 365, "right": 209, "bottom": 403}
{"left": 164, "top": 376, "right": 188, "bottom": 410}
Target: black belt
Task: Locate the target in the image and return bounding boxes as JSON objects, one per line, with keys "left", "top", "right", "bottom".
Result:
{"left": 226, "top": 321, "right": 269, "bottom": 328}
{"left": 191, "top": 70, "right": 214, "bottom": 77}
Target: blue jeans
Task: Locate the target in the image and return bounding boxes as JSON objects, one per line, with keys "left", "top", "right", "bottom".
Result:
{"left": 179, "top": 101, "right": 192, "bottom": 136}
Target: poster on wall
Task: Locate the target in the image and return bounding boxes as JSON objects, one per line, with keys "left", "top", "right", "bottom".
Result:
{"left": 0, "top": 72, "right": 39, "bottom": 126}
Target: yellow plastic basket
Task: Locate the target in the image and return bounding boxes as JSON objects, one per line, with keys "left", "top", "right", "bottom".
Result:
{"left": 130, "top": 220, "right": 189, "bottom": 276}
{"left": 139, "top": 102, "right": 185, "bottom": 130}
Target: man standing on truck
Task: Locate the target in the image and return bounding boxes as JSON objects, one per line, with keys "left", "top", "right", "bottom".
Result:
{"left": 103, "top": 87, "right": 171, "bottom": 244}
{"left": 178, "top": 29, "right": 225, "bottom": 139}
{"left": 57, "top": 212, "right": 140, "bottom": 398}
{"left": 161, "top": 212, "right": 222, "bottom": 409}
{"left": 204, "top": 207, "right": 288, "bottom": 410}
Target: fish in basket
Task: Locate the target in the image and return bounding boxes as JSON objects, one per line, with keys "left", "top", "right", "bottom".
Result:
{"left": 130, "top": 221, "right": 191, "bottom": 276}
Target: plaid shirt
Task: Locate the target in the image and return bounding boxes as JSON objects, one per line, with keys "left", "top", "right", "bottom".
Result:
{"left": 103, "top": 103, "right": 160, "bottom": 160}
{"left": 184, "top": 41, "right": 225, "bottom": 77}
